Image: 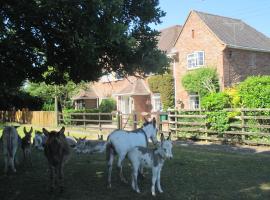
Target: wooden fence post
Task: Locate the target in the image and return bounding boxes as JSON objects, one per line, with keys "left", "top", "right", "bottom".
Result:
{"left": 241, "top": 109, "right": 245, "bottom": 142}
{"left": 98, "top": 112, "right": 102, "bottom": 132}
{"left": 117, "top": 111, "right": 123, "bottom": 129}
{"left": 83, "top": 113, "right": 86, "bottom": 129}
{"left": 133, "top": 112, "right": 137, "bottom": 130}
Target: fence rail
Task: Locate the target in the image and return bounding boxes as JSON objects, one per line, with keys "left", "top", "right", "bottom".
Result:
{"left": 1, "top": 108, "right": 270, "bottom": 145}
{"left": 167, "top": 108, "right": 270, "bottom": 145}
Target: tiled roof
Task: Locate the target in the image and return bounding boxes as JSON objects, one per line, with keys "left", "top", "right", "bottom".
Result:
{"left": 72, "top": 89, "right": 98, "bottom": 100}
{"left": 114, "top": 79, "right": 150, "bottom": 96}
{"left": 194, "top": 10, "right": 270, "bottom": 52}
{"left": 157, "top": 25, "right": 182, "bottom": 53}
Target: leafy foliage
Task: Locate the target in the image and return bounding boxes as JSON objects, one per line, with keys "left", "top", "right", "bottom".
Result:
{"left": 25, "top": 81, "right": 88, "bottom": 110}
{"left": 1, "top": 0, "right": 168, "bottom": 88}
{"left": 99, "top": 98, "right": 117, "bottom": 113}
{"left": 201, "top": 92, "right": 231, "bottom": 111}
{"left": 148, "top": 73, "right": 174, "bottom": 110}
{"left": 182, "top": 68, "right": 219, "bottom": 97}
{"left": 237, "top": 76, "right": 270, "bottom": 108}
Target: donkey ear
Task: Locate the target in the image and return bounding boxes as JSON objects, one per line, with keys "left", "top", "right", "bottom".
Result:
{"left": 42, "top": 128, "right": 50, "bottom": 137}
{"left": 160, "top": 132, "right": 165, "bottom": 142}
{"left": 82, "top": 136, "right": 87, "bottom": 140}
{"left": 152, "top": 117, "right": 156, "bottom": 128}
{"left": 59, "top": 127, "right": 65, "bottom": 135}
{"left": 144, "top": 117, "right": 148, "bottom": 123}
{"left": 29, "top": 127, "right": 33, "bottom": 134}
{"left": 23, "top": 127, "right": 27, "bottom": 135}
{"left": 167, "top": 132, "right": 172, "bottom": 140}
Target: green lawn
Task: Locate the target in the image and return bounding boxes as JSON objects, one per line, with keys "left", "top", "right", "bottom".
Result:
{"left": 1, "top": 143, "right": 270, "bottom": 200}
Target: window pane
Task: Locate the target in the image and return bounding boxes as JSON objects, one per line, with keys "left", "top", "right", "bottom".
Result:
{"left": 197, "top": 52, "right": 204, "bottom": 66}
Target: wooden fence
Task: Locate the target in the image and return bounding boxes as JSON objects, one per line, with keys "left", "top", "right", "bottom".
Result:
{"left": 1, "top": 108, "right": 270, "bottom": 145}
{"left": 167, "top": 108, "right": 270, "bottom": 145}
{"left": 0, "top": 110, "right": 55, "bottom": 127}
{"left": 58, "top": 111, "right": 169, "bottom": 132}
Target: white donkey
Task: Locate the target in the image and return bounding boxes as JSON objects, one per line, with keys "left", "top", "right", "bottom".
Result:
{"left": 106, "top": 117, "right": 158, "bottom": 188}
{"left": 2, "top": 126, "right": 19, "bottom": 173}
{"left": 127, "top": 133, "right": 173, "bottom": 196}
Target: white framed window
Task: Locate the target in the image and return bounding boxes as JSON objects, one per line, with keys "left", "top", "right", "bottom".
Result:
{"left": 189, "top": 93, "right": 200, "bottom": 109}
{"left": 187, "top": 51, "right": 205, "bottom": 69}
{"left": 152, "top": 93, "right": 162, "bottom": 112}
{"left": 76, "top": 100, "right": 85, "bottom": 110}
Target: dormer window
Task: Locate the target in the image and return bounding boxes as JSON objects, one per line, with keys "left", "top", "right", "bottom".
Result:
{"left": 187, "top": 51, "right": 205, "bottom": 69}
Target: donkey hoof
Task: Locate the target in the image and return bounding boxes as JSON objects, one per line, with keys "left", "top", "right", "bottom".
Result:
{"left": 136, "top": 189, "right": 141, "bottom": 193}
{"left": 152, "top": 192, "right": 156, "bottom": 196}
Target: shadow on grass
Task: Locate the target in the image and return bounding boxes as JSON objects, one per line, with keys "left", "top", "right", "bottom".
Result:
{"left": 0, "top": 142, "right": 270, "bottom": 200}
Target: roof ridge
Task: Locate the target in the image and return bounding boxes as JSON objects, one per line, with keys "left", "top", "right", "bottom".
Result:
{"left": 193, "top": 10, "right": 242, "bottom": 22}
{"left": 159, "top": 25, "right": 182, "bottom": 32}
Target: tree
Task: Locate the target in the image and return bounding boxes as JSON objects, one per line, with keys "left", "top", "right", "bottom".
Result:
{"left": 148, "top": 73, "right": 174, "bottom": 110}
{"left": 182, "top": 67, "right": 219, "bottom": 97}
{"left": 25, "top": 81, "right": 88, "bottom": 110}
{"left": 1, "top": 0, "right": 169, "bottom": 89}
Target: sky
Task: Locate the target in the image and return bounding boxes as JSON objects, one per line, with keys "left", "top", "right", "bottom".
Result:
{"left": 151, "top": 0, "right": 270, "bottom": 37}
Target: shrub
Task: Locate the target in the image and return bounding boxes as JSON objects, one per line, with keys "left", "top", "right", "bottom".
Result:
{"left": 237, "top": 76, "right": 270, "bottom": 108}
{"left": 201, "top": 92, "right": 231, "bottom": 111}
{"left": 148, "top": 73, "right": 174, "bottom": 110}
{"left": 182, "top": 67, "right": 219, "bottom": 98}
{"left": 99, "top": 98, "right": 116, "bottom": 113}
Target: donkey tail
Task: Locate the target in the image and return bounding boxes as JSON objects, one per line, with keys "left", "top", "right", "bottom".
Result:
{"left": 106, "top": 140, "right": 116, "bottom": 162}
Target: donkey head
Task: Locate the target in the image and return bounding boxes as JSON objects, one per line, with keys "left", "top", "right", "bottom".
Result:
{"left": 23, "top": 127, "right": 33, "bottom": 144}
{"left": 43, "top": 127, "right": 66, "bottom": 151}
{"left": 159, "top": 132, "right": 173, "bottom": 159}
{"left": 143, "top": 117, "right": 158, "bottom": 145}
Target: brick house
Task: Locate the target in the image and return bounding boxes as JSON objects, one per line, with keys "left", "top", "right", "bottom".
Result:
{"left": 173, "top": 10, "right": 270, "bottom": 109}
{"left": 73, "top": 25, "right": 182, "bottom": 113}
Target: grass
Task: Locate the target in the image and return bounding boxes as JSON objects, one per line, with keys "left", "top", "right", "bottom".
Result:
{"left": 1, "top": 143, "right": 270, "bottom": 200}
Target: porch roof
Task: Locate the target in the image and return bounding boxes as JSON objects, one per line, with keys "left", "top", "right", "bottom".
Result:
{"left": 72, "top": 89, "right": 98, "bottom": 100}
{"left": 114, "top": 79, "right": 151, "bottom": 96}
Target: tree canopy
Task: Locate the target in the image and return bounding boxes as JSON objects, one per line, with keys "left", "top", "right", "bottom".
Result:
{"left": 1, "top": 0, "right": 168, "bottom": 89}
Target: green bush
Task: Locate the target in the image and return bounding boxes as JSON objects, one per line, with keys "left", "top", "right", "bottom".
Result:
{"left": 237, "top": 76, "right": 270, "bottom": 108}
{"left": 99, "top": 98, "right": 116, "bottom": 113}
{"left": 201, "top": 92, "right": 231, "bottom": 111}
{"left": 148, "top": 73, "right": 174, "bottom": 110}
{"left": 182, "top": 67, "right": 219, "bottom": 98}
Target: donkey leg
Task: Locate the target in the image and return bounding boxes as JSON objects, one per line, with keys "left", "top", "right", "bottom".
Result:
{"left": 11, "top": 155, "right": 16, "bottom": 173}
{"left": 151, "top": 168, "right": 158, "bottom": 196}
{"left": 107, "top": 151, "right": 114, "bottom": 188}
{"left": 59, "top": 164, "right": 64, "bottom": 193}
{"left": 157, "top": 167, "right": 163, "bottom": 193}
{"left": 118, "top": 155, "right": 127, "bottom": 183}
{"left": 49, "top": 166, "right": 56, "bottom": 192}
{"left": 4, "top": 155, "right": 8, "bottom": 174}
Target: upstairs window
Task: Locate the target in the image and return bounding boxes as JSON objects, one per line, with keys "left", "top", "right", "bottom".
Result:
{"left": 187, "top": 51, "right": 205, "bottom": 69}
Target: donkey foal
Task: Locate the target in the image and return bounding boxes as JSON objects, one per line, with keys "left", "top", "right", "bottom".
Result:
{"left": 127, "top": 133, "right": 173, "bottom": 196}
{"left": 22, "top": 127, "right": 33, "bottom": 166}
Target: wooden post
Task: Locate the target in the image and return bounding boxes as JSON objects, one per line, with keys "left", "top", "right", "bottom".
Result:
{"left": 54, "top": 96, "right": 58, "bottom": 127}
{"left": 133, "top": 112, "right": 137, "bottom": 130}
{"left": 241, "top": 109, "right": 245, "bottom": 142}
{"left": 99, "top": 112, "right": 102, "bottom": 132}
{"left": 117, "top": 111, "right": 122, "bottom": 129}
{"left": 83, "top": 113, "right": 86, "bottom": 129}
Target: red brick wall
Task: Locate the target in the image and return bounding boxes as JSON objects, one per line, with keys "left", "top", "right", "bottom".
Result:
{"left": 223, "top": 48, "right": 270, "bottom": 87}
{"left": 174, "top": 11, "right": 225, "bottom": 109}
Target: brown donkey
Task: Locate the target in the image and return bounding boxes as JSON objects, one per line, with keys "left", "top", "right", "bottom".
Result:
{"left": 21, "top": 127, "right": 33, "bottom": 166}
{"left": 43, "top": 127, "right": 70, "bottom": 192}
